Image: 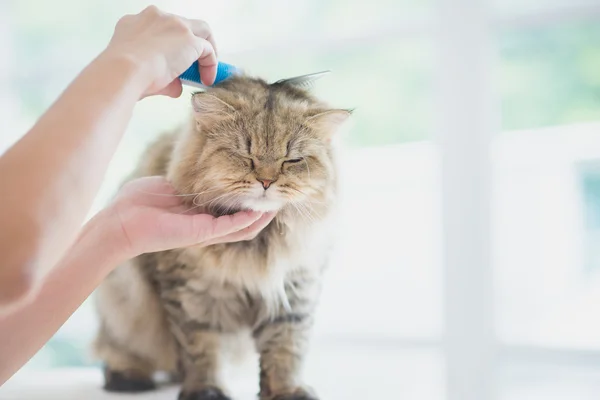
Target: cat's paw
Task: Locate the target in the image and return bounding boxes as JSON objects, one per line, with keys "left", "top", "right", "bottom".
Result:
{"left": 103, "top": 368, "right": 156, "bottom": 393}
{"left": 270, "top": 395, "right": 319, "bottom": 400}
{"left": 178, "top": 387, "right": 232, "bottom": 400}
{"left": 263, "top": 388, "right": 319, "bottom": 400}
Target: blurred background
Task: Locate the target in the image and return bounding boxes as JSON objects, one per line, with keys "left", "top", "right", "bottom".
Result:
{"left": 1, "top": 0, "right": 600, "bottom": 399}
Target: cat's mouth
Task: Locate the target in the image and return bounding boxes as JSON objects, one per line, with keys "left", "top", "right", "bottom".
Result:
{"left": 235, "top": 183, "right": 287, "bottom": 212}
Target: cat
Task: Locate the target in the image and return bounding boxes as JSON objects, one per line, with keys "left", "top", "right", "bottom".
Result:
{"left": 93, "top": 74, "right": 350, "bottom": 400}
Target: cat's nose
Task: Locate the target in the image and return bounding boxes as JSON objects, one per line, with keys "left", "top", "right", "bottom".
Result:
{"left": 257, "top": 178, "right": 275, "bottom": 190}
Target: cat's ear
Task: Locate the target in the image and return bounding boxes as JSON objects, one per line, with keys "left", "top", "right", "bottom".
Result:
{"left": 191, "top": 92, "right": 236, "bottom": 124}
{"left": 305, "top": 109, "right": 353, "bottom": 141}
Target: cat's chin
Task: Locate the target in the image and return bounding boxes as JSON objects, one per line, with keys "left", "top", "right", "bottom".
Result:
{"left": 207, "top": 198, "right": 283, "bottom": 217}
{"left": 241, "top": 198, "right": 284, "bottom": 213}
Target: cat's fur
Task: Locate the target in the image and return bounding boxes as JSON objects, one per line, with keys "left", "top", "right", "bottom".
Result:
{"left": 93, "top": 76, "right": 349, "bottom": 400}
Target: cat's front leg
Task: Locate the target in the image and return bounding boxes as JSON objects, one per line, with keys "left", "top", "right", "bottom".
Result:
{"left": 155, "top": 263, "right": 233, "bottom": 400}
{"left": 253, "top": 276, "right": 321, "bottom": 400}
{"left": 173, "top": 325, "right": 231, "bottom": 400}
{"left": 160, "top": 292, "right": 230, "bottom": 400}
{"left": 253, "top": 315, "right": 318, "bottom": 400}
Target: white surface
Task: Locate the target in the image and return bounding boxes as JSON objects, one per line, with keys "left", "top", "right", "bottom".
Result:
{"left": 6, "top": 343, "right": 600, "bottom": 400}
{"left": 1, "top": 342, "right": 445, "bottom": 400}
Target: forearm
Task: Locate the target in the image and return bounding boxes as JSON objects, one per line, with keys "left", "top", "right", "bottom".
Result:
{"left": 0, "top": 52, "right": 145, "bottom": 301}
{"left": 0, "top": 173, "right": 270, "bottom": 385}
{"left": 0, "top": 209, "right": 127, "bottom": 384}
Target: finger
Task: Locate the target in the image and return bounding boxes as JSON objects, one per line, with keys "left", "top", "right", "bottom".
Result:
{"left": 141, "top": 5, "right": 162, "bottom": 16}
{"left": 203, "top": 212, "right": 276, "bottom": 246}
{"left": 207, "top": 212, "right": 276, "bottom": 245}
{"left": 166, "top": 15, "right": 211, "bottom": 40}
{"left": 203, "top": 210, "right": 265, "bottom": 240}
{"left": 191, "top": 37, "right": 217, "bottom": 86}
{"left": 163, "top": 14, "right": 217, "bottom": 84}
{"left": 156, "top": 79, "right": 183, "bottom": 98}
{"left": 153, "top": 210, "right": 263, "bottom": 249}
{"left": 189, "top": 210, "right": 263, "bottom": 243}
{"left": 185, "top": 19, "right": 218, "bottom": 55}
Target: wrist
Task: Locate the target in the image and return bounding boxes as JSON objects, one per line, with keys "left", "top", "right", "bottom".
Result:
{"left": 94, "top": 49, "right": 150, "bottom": 100}
{"left": 78, "top": 206, "right": 134, "bottom": 268}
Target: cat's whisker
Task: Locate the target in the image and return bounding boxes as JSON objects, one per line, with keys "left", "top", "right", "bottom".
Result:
{"left": 220, "top": 193, "right": 244, "bottom": 215}
{"left": 178, "top": 203, "right": 204, "bottom": 215}
{"left": 302, "top": 198, "right": 326, "bottom": 205}
{"left": 300, "top": 205, "right": 316, "bottom": 224}
{"left": 291, "top": 202, "right": 312, "bottom": 224}
{"left": 183, "top": 191, "right": 240, "bottom": 215}
{"left": 299, "top": 206, "right": 316, "bottom": 224}
{"left": 280, "top": 186, "right": 326, "bottom": 205}
{"left": 302, "top": 155, "right": 311, "bottom": 180}
{"left": 289, "top": 202, "right": 303, "bottom": 221}
{"left": 214, "top": 192, "right": 239, "bottom": 214}
{"left": 296, "top": 201, "right": 321, "bottom": 223}
{"left": 192, "top": 193, "right": 201, "bottom": 206}
{"left": 137, "top": 186, "right": 221, "bottom": 198}
{"left": 212, "top": 192, "right": 239, "bottom": 208}
{"left": 208, "top": 192, "right": 247, "bottom": 215}
{"left": 304, "top": 200, "right": 323, "bottom": 217}
{"left": 196, "top": 191, "right": 235, "bottom": 208}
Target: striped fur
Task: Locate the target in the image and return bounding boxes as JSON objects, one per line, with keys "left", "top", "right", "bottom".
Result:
{"left": 94, "top": 76, "right": 349, "bottom": 400}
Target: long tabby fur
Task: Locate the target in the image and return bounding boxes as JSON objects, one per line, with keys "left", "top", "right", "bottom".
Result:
{"left": 93, "top": 75, "right": 350, "bottom": 400}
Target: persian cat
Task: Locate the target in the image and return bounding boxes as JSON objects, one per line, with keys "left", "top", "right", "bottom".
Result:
{"left": 94, "top": 73, "right": 350, "bottom": 400}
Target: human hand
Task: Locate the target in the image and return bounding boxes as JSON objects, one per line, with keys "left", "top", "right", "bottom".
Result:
{"left": 102, "top": 5, "right": 217, "bottom": 98}
{"left": 102, "top": 177, "right": 276, "bottom": 258}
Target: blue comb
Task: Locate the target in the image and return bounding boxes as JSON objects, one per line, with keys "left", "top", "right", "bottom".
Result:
{"left": 179, "top": 61, "right": 240, "bottom": 89}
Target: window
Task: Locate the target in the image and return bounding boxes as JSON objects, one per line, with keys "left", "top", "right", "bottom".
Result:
{"left": 580, "top": 162, "right": 600, "bottom": 273}
{"left": 2, "top": 0, "right": 600, "bottom": 399}
{"left": 498, "top": 22, "right": 600, "bottom": 131}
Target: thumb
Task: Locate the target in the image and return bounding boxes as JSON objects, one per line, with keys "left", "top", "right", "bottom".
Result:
{"left": 156, "top": 79, "right": 183, "bottom": 98}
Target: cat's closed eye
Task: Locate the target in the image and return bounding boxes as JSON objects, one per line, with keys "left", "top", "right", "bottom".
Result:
{"left": 284, "top": 158, "right": 304, "bottom": 164}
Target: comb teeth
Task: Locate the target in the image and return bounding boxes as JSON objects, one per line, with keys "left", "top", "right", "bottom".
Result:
{"left": 179, "top": 61, "right": 240, "bottom": 88}
{"left": 274, "top": 70, "right": 331, "bottom": 89}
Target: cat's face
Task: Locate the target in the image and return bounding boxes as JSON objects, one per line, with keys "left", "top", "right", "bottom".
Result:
{"left": 171, "top": 77, "right": 349, "bottom": 216}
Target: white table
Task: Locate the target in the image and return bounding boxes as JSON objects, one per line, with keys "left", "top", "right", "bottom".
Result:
{"left": 0, "top": 342, "right": 445, "bottom": 400}
{"left": 4, "top": 341, "right": 597, "bottom": 400}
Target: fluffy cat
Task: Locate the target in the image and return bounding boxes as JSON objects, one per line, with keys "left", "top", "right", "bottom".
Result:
{"left": 93, "top": 74, "right": 350, "bottom": 400}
